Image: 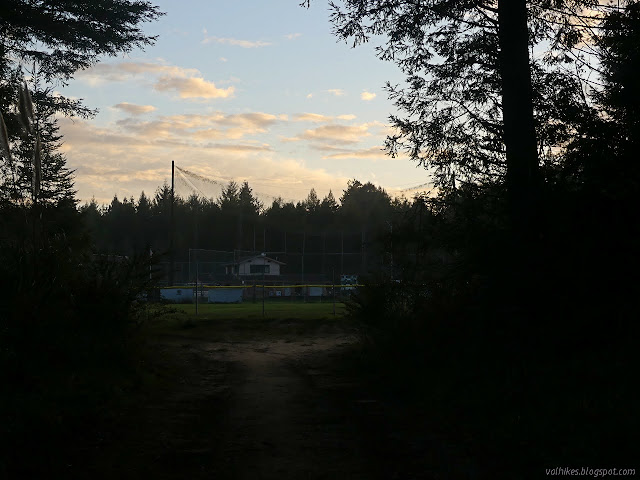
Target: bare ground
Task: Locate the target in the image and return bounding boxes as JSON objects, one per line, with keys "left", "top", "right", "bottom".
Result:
{"left": 59, "top": 319, "right": 475, "bottom": 480}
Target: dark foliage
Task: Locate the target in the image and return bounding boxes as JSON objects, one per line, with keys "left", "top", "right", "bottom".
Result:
{"left": 324, "top": 4, "right": 639, "bottom": 472}
{"left": 0, "top": 203, "right": 159, "bottom": 477}
{"left": 0, "top": 0, "right": 163, "bottom": 85}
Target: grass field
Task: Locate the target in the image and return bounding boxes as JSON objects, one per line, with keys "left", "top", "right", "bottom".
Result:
{"left": 169, "top": 301, "right": 347, "bottom": 320}
{"left": 145, "top": 301, "right": 353, "bottom": 340}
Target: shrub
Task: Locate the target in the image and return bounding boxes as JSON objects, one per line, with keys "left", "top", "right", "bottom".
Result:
{"left": 0, "top": 218, "right": 157, "bottom": 477}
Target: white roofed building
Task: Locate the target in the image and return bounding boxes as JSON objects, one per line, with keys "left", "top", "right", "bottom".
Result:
{"left": 225, "top": 255, "right": 285, "bottom": 277}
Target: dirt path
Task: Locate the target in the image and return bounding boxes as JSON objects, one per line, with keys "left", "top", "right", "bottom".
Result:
{"left": 78, "top": 327, "right": 390, "bottom": 480}
{"left": 214, "top": 338, "right": 372, "bottom": 479}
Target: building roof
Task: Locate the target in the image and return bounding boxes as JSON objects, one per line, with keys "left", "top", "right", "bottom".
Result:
{"left": 225, "top": 255, "right": 286, "bottom": 266}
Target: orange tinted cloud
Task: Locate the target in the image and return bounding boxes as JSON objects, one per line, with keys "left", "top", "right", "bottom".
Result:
{"left": 113, "top": 102, "right": 156, "bottom": 115}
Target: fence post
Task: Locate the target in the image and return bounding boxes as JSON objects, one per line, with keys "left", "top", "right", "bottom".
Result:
{"left": 195, "top": 261, "right": 199, "bottom": 316}
{"left": 332, "top": 267, "right": 336, "bottom": 317}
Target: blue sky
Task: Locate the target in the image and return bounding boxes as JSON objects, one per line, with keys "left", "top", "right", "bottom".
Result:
{"left": 58, "top": 0, "right": 432, "bottom": 205}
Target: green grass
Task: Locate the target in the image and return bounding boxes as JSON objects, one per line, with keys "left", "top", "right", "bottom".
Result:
{"left": 143, "top": 301, "right": 354, "bottom": 340}
{"left": 171, "top": 301, "right": 347, "bottom": 320}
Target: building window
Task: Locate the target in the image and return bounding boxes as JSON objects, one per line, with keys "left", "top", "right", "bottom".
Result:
{"left": 249, "top": 264, "right": 270, "bottom": 274}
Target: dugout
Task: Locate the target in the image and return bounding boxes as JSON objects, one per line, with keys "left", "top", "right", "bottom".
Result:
{"left": 208, "top": 288, "right": 243, "bottom": 303}
{"left": 160, "top": 288, "right": 193, "bottom": 303}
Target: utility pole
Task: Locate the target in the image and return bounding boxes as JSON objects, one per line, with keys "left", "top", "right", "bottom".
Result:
{"left": 169, "top": 161, "right": 175, "bottom": 286}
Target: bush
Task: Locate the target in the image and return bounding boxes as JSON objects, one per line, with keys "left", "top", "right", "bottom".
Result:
{"left": 0, "top": 213, "right": 157, "bottom": 477}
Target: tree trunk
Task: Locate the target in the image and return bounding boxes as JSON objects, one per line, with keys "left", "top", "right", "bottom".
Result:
{"left": 497, "top": 0, "right": 539, "bottom": 243}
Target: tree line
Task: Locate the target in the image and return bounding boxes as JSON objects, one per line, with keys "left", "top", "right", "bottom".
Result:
{"left": 80, "top": 179, "right": 421, "bottom": 275}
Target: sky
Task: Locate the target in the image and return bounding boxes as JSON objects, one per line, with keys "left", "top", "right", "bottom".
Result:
{"left": 57, "top": 0, "right": 433, "bottom": 206}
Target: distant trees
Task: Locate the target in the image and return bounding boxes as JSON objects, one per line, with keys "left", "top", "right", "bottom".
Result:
{"left": 78, "top": 179, "right": 426, "bottom": 280}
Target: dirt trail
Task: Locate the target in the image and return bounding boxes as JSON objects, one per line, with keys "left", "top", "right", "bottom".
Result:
{"left": 80, "top": 331, "right": 387, "bottom": 480}
{"left": 215, "top": 339, "right": 372, "bottom": 479}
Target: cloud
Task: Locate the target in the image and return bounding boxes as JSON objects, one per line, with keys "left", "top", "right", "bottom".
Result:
{"left": 285, "top": 33, "right": 302, "bottom": 40}
{"left": 115, "top": 112, "right": 281, "bottom": 141}
{"left": 293, "top": 113, "right": 357, "bottom": 123}
{"left": 154, "top": 76, "right": 234, "bottom": 99}
{"left": 201, "top": 143, "right": 272, "bottom": 152}
{"left": 285, "top": 124, "right": 371, "bottom": 145}
{"left": 78, "top": 61, "right": 199, "bottom": 83}
{"left": 220, "top": 57, "right": 228, "bottom": 62}
{"left": 361, "top": 91, "right": 377, "bottom": 101}
{"left": 202, "top": 35, "right": 271, "bottom": 48}
{"left": 322, "top": 146, "right": 386, "bottom": 159}
{"left": 327, "top": 89, "right": 346, "bottom": 97}
{"left": 77, "top": 61, "right": 234, "bottom": 100}
{"left": 58, "top": 117, "right": 349, "bottom": 206}
{"left": 113, "top": 102, "right": 156, "bottom": 115}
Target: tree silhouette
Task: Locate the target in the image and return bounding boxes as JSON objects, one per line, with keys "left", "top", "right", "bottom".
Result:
{"left": 0, "top": 0, "right": 163, "bottom": 89}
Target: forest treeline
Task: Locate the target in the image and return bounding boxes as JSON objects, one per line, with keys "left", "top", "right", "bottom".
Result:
{"left": 79, "top": 178, "right": 456, "bottom": 281}
{"left": 81, "top": 180, "right": 406, "bottom": 263}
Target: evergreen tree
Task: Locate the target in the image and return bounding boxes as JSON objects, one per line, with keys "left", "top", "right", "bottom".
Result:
{"left": 238, "top": 181, "right": 262, "bottom": 217}
{"left": 312, "top": 0, "right": 603, "bottom": 237}
{"left": 137, "top": 191, "right": 152, "bottom": 219}
{"left": 218, "top": 181, "right": 240, "bottom": 210}
{"left": 0, "top": 0, "right": 162, "bottom": 113}
{"left": 1, "top": 0, "right": 162, "bottom": 204}
{"left": 0, "top": 77, "right": 77, "bottom": 204}
{"left": 320, "top": 190, "right": 338, "bottom": 214}
{"left": 304, "top": 188, "right": 320, "bottom": 214}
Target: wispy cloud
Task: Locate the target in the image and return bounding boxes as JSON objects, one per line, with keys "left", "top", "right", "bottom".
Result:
{"left": 327, "top": 89, "right": 346, "bottom": 97}
{"left": 322, "top": 146, "right": 387, "bottom": 159}
{"left": 78, "top": 61, "right": 199, "bottom": 83}
{"left": 285, "top": 33, "right": 302, "bottom": 40}
{"left": 58, "top": 117, "right": 348, "bottom": 205}
{"left": 284, "top": 124, "right": 370, "bottom": 145}
{"left": 361, "top": 91, "right": 376, "bottom": 101}
{"left": 77, "top": 61, "right": 234, "bottom": 100}
{"left": 293, "top": 113, "right": 356, "bottom": 123}
{"left": 115, "top": 112, "right": 282, "bottom": 141}
{"left": 113, "top": 102, "right": 156, "bottom": 115}
{"left": 154, "top": 76, "right": 234, "bottom": 99}
{"left": 202, "top": 32, "right": 271, "bottom": 48}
